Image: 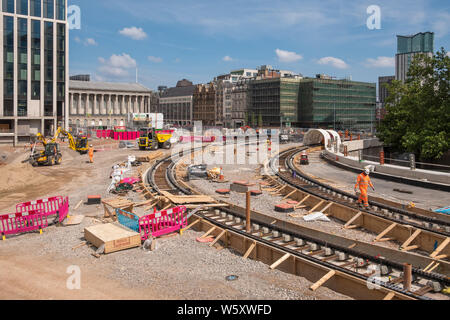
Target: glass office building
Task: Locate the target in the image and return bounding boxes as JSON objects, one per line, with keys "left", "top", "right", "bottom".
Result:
{"left": 298, "top": 77, "right": 376, "bottom": 131}
{"left": 0, "top": 0, "right": 68, "bottom": 145}
{"left": 395, "top": 32, "right": 434, "bottom": 82}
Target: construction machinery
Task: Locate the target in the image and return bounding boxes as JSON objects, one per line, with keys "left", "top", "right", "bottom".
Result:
{"left": 23, "top": 138, "right": 62, "bottom": 166}
{"left": 138, "top": 128, "right": 173, "bottom": 150}
{"left": 54, "top": 127, "right": 89, "bottom": 154}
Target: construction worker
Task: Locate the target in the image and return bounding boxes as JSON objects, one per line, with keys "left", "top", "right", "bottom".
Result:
{"left": 88, "top": 144, "right": 94, "bottom": 163}
{"left": 354, "top": 168, "right": 375, "bottom": 208}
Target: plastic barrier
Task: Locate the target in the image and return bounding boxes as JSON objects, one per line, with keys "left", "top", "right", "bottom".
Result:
{"left": 0, "top": 210, "right": 48, "bottom": 237}
{"left": 139, "top": 206, "right": 187, "bottom": 240}
{"left": 116, "top": 208, "right": 140, "bottom": 232}
{"left": 16, "top": 196, "right": 70, "bottom": 223}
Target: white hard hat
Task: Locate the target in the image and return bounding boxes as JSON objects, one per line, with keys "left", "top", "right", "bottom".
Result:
{"left": 90, "top": 144, "right": 93, "bottom": 147}
{"left": 364, "top": 168, "right": 370, "bottom": 175}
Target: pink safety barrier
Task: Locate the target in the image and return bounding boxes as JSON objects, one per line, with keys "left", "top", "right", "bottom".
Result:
{"left": 16, "top": 196, "right": 70, "bottom": 224}
{"left": 0, "top": 210, "right": 48, "bottom": 237}
{"left": 138, "top": 206, "right": 187, "bottom": 240}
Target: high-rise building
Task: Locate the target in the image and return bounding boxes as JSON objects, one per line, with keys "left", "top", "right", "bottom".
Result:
{"left": 0, "top": 0, "right": 69, "bottom": 145}
{"left": 395, "top": 32, "right": 434, "bottom": 82}
{"left": 298, "top": 77, "right": 376, "bottom": 131}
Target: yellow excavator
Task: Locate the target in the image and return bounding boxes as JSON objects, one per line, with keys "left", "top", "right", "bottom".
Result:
{"left": 54, "top": 127, "right": 89, "bottom": 154}
{"left": 23, "top": 132, "right": 62, "bottom": 166}
{"left": 23, "top": 127, "right": 89, "bottom": 166}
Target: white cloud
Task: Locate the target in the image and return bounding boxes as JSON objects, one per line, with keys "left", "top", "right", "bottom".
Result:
{"left": 84, "top": 38, "right": 97, "bottom": 46}
{"left": 317, "top": 56, "right": 348, "bottom": 69}
{"left": 431, "top": 12, "right": 450, "bottom": 38}
{"left": 148, "top": 56, "right": 163, "bottom": 63}
{"left": 223, "top": 55, "right": 233, "bottom": 62}
{"left": 275, "top": 49, "right": 302, "bottom": 63}
{"left": 74, "top": 36, "right": 81, "bottom": 43}
{"left": 119, "top": 27, "right": 147, "bottom": 40}
{"left": 446, "top": 52, "right": 450, "bottom": 58}
{"left": 98, "top": 53, "right": 137, "bottom": 78}
{"left": 174, "top": 58, "right": 181, "bottom": 63}
{"left": 365, "top": 56, "right": 395, "bottom": 68}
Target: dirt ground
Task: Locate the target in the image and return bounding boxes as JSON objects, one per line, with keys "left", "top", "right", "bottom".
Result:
{"left": 0, "top": 140, "right": 350, "bottom": 300}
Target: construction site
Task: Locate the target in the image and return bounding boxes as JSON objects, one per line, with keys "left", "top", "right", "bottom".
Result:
{"left": 0, "top": 126, "right": 449, "bottom": 301}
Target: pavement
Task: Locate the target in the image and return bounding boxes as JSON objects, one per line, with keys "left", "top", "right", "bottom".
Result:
{"left": 299, "top": 151, "right": 450, "bottom": 211}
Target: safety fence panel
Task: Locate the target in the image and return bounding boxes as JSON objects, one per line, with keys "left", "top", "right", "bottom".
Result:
{"left": 116, "top": 208, "right": 140, "bottom": 233}
{"left": 16, "top": 196, "right": 69, "bottom": 223}
{"left": 138, "top": 206, "right": 187, "bottom": 240}
{"left": 0, "top": 210, "right": 48, "bottom": 237}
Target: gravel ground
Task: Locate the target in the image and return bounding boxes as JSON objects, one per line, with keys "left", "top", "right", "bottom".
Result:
{"left": 188, "top": 146, "right": 403, "bottom": 252}
{"left": 0, "top": 141, "right": 350, "bottom": 300}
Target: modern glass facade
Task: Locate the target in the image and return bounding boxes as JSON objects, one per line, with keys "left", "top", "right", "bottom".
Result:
{"left": 43, "top": 0, "right": 54, "bottom": 19}
{"left": 298, "top": 78, "right": 376, "bottom": 131}
{"left": 395, "top": 32, "right": 434, "bottom": 82}
{"left": 44, "top": 21, "right": 53, "bottom": 116}
{"left": 248, "top": 78, "right": 300, "bottom": 127}
{"left": 1, "top": 0, "right": 68, "bottom": 144}
{"left": 30, "top": 0, "right": 41, "bottom": 17}
{"left": 31, "top": 19, "right": 40, "bottom": 100}
{"left": 3, "top": 15, "right": 13, "bottom": 116}
{"left": 397, "top": 32, "right": 434, "bottom": 54}
{"left": 17, "top": 17, "right": 27, "bottom": 116}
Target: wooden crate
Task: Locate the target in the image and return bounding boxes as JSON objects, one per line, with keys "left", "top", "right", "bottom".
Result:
{"left": 84, "top": 223, "right": 141, "bottom": 254}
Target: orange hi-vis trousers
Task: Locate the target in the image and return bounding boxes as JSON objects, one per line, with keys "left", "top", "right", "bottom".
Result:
{"left": 355, "top": 173, "right": 373, "bottom": 207}
{"left": 88, "top": 148, "right": 94, "bottom": 163}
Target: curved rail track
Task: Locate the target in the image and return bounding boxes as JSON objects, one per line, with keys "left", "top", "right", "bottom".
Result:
{"left": 144, "top": 143, "right": 449, "bottom": 300}
{"left": 272, "top": 147, "right": 450, "bottom": 236}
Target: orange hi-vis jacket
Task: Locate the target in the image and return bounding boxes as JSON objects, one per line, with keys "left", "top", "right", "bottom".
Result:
{"left": 88, "top": 147, "right": 94, "bottom": 157}
{"left": 355, "top": 173, "right": 373, "bottom": 192}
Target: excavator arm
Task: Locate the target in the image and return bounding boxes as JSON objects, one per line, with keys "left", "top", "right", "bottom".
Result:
{"left": 54, "top": 127, "right": 88, "bottom": 154}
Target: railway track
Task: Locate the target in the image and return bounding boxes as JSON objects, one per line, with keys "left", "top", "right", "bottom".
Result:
{"left": 143, "top": 144, "right": 449, "bottom": 300}
{"left": 274, "top": 147, "right": 450, "bottom": 236}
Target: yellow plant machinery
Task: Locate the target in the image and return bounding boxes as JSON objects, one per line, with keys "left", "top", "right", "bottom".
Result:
{"left": 138, "top": 128, "right": 173, "bottom": 150}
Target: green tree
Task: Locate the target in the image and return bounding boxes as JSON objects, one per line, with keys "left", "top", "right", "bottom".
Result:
{"left": 258, "top": 113, "right": 263, "bottom": 127}
{"left": 377, "top": 47, "right": 450, "bottom": 160}
{"left": 251, "top": 113, "right": 256, "bottom": 127}
{"left": 244, "top": 112, "right": 248, "bottom": 126}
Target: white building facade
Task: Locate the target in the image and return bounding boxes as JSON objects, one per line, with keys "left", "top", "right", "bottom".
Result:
{"left": 68, "top": 80, "right": 152, "bottom": 128}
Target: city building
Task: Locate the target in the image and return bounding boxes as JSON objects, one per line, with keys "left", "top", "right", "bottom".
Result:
{"left": 395, "top": 32, "right": 434, "bottom": 82}
{"left": 298, "top": 76, "right": 376, "bottom": 131}
{"left": 158, "top": 79, "right": 195, "bottom": 126}
{"left": 230, "top": 68, "right": 258, "bottom": 81}
{"left": 230, "top": 78, "right": 250, "bottom": 128}
{"left": 68, "top": 80, "right": 152, "bottom": 128}
{"left": 377, "top": 75, "right": 394, "bottom": 121}
{"left": 248, "top": 77, "right": 301, "bottom": 127}
{"left": 378, "top": 75, "right": 394, "bottom": 106}
{"left": 214, "top": 75, "right": 232, "bottom": 126}
{"left": 193, "top": 82, "right": 216, "bottom": 126}
{"left": 0, "top": 0, "right": 69, "bottom": 145}
{"left": 69, "top": 74, "right": 90, "bottom": 81}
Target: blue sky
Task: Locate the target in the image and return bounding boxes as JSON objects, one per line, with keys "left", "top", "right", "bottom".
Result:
{"left": 68, "top": 0, "right": 450, "bottom": 91}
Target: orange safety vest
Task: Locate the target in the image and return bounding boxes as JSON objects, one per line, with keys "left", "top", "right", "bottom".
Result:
{"left": 355, "top": 173, "right": 373, "bottom": 191}
{"left": 88, "top": 148, "right": 94, "bottom": 157}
